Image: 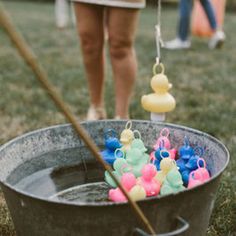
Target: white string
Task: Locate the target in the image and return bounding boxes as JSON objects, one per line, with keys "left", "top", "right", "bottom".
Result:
{"left": 155, "top": 0, "right": 164, "bottom": 65}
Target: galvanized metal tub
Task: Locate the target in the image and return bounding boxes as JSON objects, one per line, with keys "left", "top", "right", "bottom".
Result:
{"left": 0, "top": 120, "right": 229, "bottom": 236}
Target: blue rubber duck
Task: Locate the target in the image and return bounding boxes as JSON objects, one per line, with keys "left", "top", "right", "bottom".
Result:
{"left": 178, "top": 136, "right": 194, "bottom": 160}
{"left": 181, "top": 169, "right": 190, "bottom": 185}
{"left": 154, "top": 147, "right": 170, "bottom": 170}
{"left": 175, "top": 137, "right": 195, "bottom": 185}
{"left": 100, "top": 129, "right": 122, "bottom": 165}
{"left": 185, "top": 146, "right": 204, "bottom": 171}
{"left": 176, "top": 158, "right": 186, "bottom": 173}
{"left": 182, "top": 146, "right": 204, "bottom": 186}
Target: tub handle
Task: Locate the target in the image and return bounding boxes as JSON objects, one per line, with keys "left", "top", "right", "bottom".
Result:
{"left": 133, "top": 216, "right": 189, "bottom": 236}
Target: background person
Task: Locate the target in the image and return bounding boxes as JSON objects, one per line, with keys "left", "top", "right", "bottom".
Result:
{"left": 164, "top": 0, "right": 225, "bottom": 50}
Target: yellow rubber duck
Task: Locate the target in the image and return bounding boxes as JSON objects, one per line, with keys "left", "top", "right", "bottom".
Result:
{"left": 141, "top": 63, "right": 176, "bottom": 121}
{"left": 120, "top": 121, "right": 134, "bottom": 152}
{"left": 129, "top": 185, "right": 146, "bottom": 201}
{"left": 155, "top": 157, "right": 176, "bottom": 184}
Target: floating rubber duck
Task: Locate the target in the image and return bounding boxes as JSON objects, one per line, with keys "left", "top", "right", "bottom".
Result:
{"left": 177, "top": 146, "right": 204, "bottom": 186}
{"left": 187, "top": 172, "right": 202, "bottom": 189}
{"left": 105, "top": 156, "right": 131, "bottom": 188}
{"left": 131, "top": 130, "right": 148, "bottom": 153}
{"left": 185, "top": 155, "right": 199, "bottom": 171}
{"left": 120, "top": 121, "right": 134, "bottom": 152}
{"left": 108, "top": 172, "right": 136, "bottom": 202}
{"left": 137, "top": 164, "right": 161, "bottom": 197}
{"left": 131, "top": 130, "right": 150, "bottom": 161}
{"left": 155, "top": 157, "right": 176, "bottom": 184}
{"left": 126, "top": 147, "right": 149, "bottom": 177}
{"left": 131, "top": 138, "right": 147, "bottom": 153}
{"left": 151, "top": 146, "right": 176, "bottom": 162}
{"left": 180, "top": 155, "right": 206, "bottom": 186}
{"left": 151, "top": 128, "right": 177, "bottom": 162}
{"left": 185, "top": 146, "right": 204, "bottom": 171}
{"left": 150, "top": 140, "right": 164, "bottom": 163}
{"left": 176, "top": 158, "right": 187, "bottom": 173}
{"left": 178, "top": 136, "right": 194, "bottom": 160}
{"left": 175, "top": 138, "right": 194, "bottom": 185}
{"left": 129, "top": 184, "right": 146, "bottom": 201}
{"left": 100, "top": 129, "right": 122, "bottom": 165}
{"left": 160, "top": 168, "right": 185, "bottom": 195}
{"left": 193, "top": 158, "right": 210, "bottom": 181}
{"left": 188, "top": 158, "right": 210, "bottom": 189}
{"left": 131, "top": 139, "right": 149, "bottom": 163}
{"left": 169, "top": 149, "right": 177, "bottom": 160}
{"left": 141, "top": 63, "right": 176, "bottom": 121}
{"left": 120, "top": 172, "right": 146, "bottom": 201}
{"left": 176, "top": 159, "right": 190, "bottom": 186}
{"left": 109, "top": 187, "right": 126, "bottom": 202}
{"left": 181, "top": 169, "right": 190, "bottom": 186}
{"left": 153, "top": 128, "right": 171, "bottom": 150}
{"left": 153, "top": 149, "right": 170, "bottom": 170}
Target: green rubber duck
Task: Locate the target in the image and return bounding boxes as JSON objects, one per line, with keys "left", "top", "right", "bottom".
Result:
{"left": 160, "top": 168, "right": 185, "bottom": 195}
{"left": 104, "top": 158, "right": 131, "bottom": 188}
{"left": 126, "top": 148, "right": 149, "bottom": 177}
{"left": 131, "top": 137, "right": 149, "bottom": 162}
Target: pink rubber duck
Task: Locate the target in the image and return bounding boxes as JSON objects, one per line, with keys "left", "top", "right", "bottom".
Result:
{"left": 138, "top": 164, "right": 161, "bottom": 197}
{"left": 153, "top": 128, "right": 171, "bottom": 150}
{"left": 108, "top": 173, "right": 136, "bottom": 202}
{"left": 150, "top": 128, "right": 177, "bottom": 160}
{"left": 169, "top": 149, "right": 177, "bottom": 160}
{"left": 187, "top": 171, "right": 202, "bottom": 189}
{"left": 188, "top": 158, "right": 210, "bottom": 189}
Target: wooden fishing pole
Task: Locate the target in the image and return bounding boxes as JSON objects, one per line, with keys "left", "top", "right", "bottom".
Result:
{"left": 0, "top": 3, "right": 156, "bottom": 235}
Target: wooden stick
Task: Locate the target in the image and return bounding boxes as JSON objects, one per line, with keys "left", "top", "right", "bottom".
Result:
{"left": 0, "top": 3, "right": 156, "bottom": 235}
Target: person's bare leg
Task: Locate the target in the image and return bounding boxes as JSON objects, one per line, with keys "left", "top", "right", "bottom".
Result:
{"left": 107, "top": 7, "right": 140, "bottom": 119}
{"left": 74, "top": 3, "right": 106, "bottom": 119}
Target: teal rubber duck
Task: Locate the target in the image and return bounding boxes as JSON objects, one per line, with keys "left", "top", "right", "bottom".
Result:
{"left": 131, "top": 138, "right": 150, "bottom": 161}
{"left": 160, "top": 168, "right": 185, "bottom": 195}
{"left": 126, "top": 148, "right": 149, "bottom": 177}
{"left": 131, "top": 137, "right": 147, "bottom": 153}
{"left": 104, "top": 157, "right": 131, "bottom": 188}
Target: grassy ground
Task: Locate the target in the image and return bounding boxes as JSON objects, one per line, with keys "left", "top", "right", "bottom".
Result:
{"left": 0, "top": 1, "right": 235, "bottom": 235}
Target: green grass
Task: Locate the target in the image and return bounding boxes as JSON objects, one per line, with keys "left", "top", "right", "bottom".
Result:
{"left": 0, "top": 1, "right": 235, "bottom": 235}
